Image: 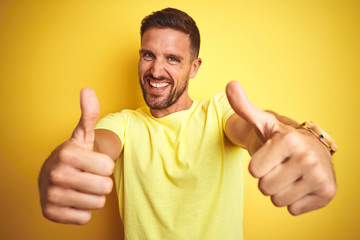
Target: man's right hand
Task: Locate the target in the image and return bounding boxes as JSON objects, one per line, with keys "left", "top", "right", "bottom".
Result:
{"left": 38, "top": 88, "right": 115, "bottom": 225}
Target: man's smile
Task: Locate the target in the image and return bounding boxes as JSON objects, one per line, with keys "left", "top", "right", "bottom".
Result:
{"left": 149, "top": 80, "right": 170, "bottom": 88}
{"left": 144, "top": 75, "right": 173, "bottom": 93}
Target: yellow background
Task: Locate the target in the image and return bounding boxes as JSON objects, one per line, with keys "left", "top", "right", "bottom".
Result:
{"left": 1, "top": 0, "right": 359, "bottom": 239}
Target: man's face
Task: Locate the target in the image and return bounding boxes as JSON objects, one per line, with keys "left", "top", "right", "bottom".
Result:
{"left": 138, "top": 27, "right": 198, "bottom": 110}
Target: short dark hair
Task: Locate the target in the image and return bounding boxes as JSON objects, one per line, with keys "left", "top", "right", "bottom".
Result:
{"left": 140, "top": 8, "right": 200, "bottom": 58}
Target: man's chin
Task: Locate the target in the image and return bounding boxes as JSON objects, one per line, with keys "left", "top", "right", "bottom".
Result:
{"left": 144, "top": 95, "right": 171, "bottom": 110}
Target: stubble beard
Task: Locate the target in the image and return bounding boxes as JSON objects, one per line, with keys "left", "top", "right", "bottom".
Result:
{"left": 140, "top": 75, "right": 189, "bottom": 110}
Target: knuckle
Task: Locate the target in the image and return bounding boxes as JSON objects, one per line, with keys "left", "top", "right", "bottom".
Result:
{"left": 248, "top": 162, "right": 262, "bottom": 178}
{"left": 42, "top": 204, "right": 53, "bottom": 219}
{"left": 42, "top": 204, "right": 61, "bottom": 222}
{"left": 299, "top": 151, "right": 317, "bottom": 168}
{"left": 271, "top": 195, "right": 285, "bottom": 207}
{"left": 282, "top": 131, "right": 300, "bottom": 149}
{"left": 57, "top": 147, "right": 70, "bottom": 163}
{"left": 258, "top": 180, "right": 272, "bottom": 196}
{"left": 45, "top": 186, "right": 59, "bottom": 203}
{"left": 57, "top": 144, "right": 77, "bottom": 165}
{"left": 321, "top": 184, "right": 337, "bottom": 202}
{"left": 49, "top": 169, "right": 64, "bottom": 185}
{"left": 315, "top": 174, "right": 327, "bottom": 185}
{"left": 49, "top": 167, "right": 72, "bottom": 187}
{"left": 307, "top": 167, "right": 327, "bottom": 185}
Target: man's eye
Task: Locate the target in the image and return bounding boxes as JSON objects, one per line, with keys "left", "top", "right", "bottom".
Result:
{"left": 143, "top": 53, "right": 154, "bottom": 60}
{"left": 167, "top": 57, "right": 179, "bottom": 63}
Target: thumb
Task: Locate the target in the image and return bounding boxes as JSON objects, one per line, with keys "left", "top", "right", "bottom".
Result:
{"left": 226, "top": 81, "right": 278, "bottom": 141}
{"left": 72, "top": 87, "right": 100, "bottom": 150}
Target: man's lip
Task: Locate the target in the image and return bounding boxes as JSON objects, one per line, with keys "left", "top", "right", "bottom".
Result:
{"left": 146, "top": 78, "right": 171, "bottom": 90}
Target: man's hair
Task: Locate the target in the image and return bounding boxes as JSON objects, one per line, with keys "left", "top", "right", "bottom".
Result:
{"left": 140, "top": 8, "right": 200, "bottom": 59}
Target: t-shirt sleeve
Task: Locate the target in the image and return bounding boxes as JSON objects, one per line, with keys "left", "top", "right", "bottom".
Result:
{"left": 213, "top": 93, "right": 235, "bottom": 132}
{"left": 95, "top": 111, "right": 128, "bottom": 148}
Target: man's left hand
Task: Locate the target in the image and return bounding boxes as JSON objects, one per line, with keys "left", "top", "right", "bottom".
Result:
{"left": 226, "top": 81, "right": 336, "bottom": 215}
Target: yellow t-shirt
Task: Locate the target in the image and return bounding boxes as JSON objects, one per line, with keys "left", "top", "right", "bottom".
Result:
{"left": 95, "top": 93, "right": 244, "bottom": 240}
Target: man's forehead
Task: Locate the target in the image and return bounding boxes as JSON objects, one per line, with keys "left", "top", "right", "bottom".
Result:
{"left": 140, "top": 27, "right": 191, "bottom": 54}
{"left": 141, "top": 27, "right": 190, "bottom": 42}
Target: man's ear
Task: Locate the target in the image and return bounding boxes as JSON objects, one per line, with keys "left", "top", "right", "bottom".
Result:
{"left": 189, "top": 58, "right": 202, "bottom": 78}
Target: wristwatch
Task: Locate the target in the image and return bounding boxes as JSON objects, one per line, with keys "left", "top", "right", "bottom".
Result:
{"left": 298, "top": 121, "right": 337, "bottom": 155}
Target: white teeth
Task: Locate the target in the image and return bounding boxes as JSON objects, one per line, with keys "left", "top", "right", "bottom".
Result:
{"left": 150, "top": 81, "right": 169, "bottom": 88}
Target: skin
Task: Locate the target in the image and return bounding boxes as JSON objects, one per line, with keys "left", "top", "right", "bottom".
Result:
{"left": 38, "top": 88, "right": 115, "bottom": 225}
{"left": 38, "top": 27, "right": 336, "bottom": 225}
{"left": 138, "top": 27, "right": 202, "bottom": 118}
{"left": 225, "top": 82, "right": 336, "bottom": 215}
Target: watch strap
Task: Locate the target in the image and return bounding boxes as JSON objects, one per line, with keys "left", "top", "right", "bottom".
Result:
{"left": 298, "top": 121, "right": 337, "bottom": 155}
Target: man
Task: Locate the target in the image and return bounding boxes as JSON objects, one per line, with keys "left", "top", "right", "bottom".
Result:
{"left": 38, "top": 8, "right": 336, "bottom": 239}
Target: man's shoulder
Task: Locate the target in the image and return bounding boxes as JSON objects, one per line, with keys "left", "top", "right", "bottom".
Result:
{"left": 195, "top": 93, "right": 234, "bottom": 120}
{"left": 196, "top": 93, "right": 229, "bottom": 107}
{"left": 100, "top": 106, "right": 150, "bottom": 121}
{"left": 212, "top": 92, "right": 227, "bottom": 101}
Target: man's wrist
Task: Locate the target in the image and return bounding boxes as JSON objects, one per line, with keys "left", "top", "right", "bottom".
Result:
{"left": 297, "top": 121, "right": 337, "bottom": 155}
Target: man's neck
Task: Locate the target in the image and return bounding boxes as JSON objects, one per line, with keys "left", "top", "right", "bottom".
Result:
{"left": 150, "top": 93, "right": 193, "bottom": 118}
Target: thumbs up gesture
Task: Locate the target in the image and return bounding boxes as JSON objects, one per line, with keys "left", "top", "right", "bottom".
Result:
{"left": 38, "top": 88, "right": 115, "bottom": 224}
{"left": 226, "top": 81, "right": 336, "bottom": 215}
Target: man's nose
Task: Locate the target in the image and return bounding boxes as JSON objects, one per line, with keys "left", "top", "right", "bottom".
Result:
{"left": 151, "top": 59, "right": 166, "bottom": 78}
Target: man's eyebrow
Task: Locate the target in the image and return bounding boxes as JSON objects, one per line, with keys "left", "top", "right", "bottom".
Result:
{"left": 139, "top": 49, "right": 152, "bottom": 54}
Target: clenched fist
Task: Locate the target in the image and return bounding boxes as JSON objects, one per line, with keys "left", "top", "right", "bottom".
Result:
{"left": 226, "top": 81, "right": 336, "bottom": 215}
{"left": 38, "top": 88, "right": 115, "bottom": 224}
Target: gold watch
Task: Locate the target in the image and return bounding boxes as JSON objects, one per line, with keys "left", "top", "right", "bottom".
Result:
{"left": 298, "top": 121, "right": 337, "bottom": 155}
